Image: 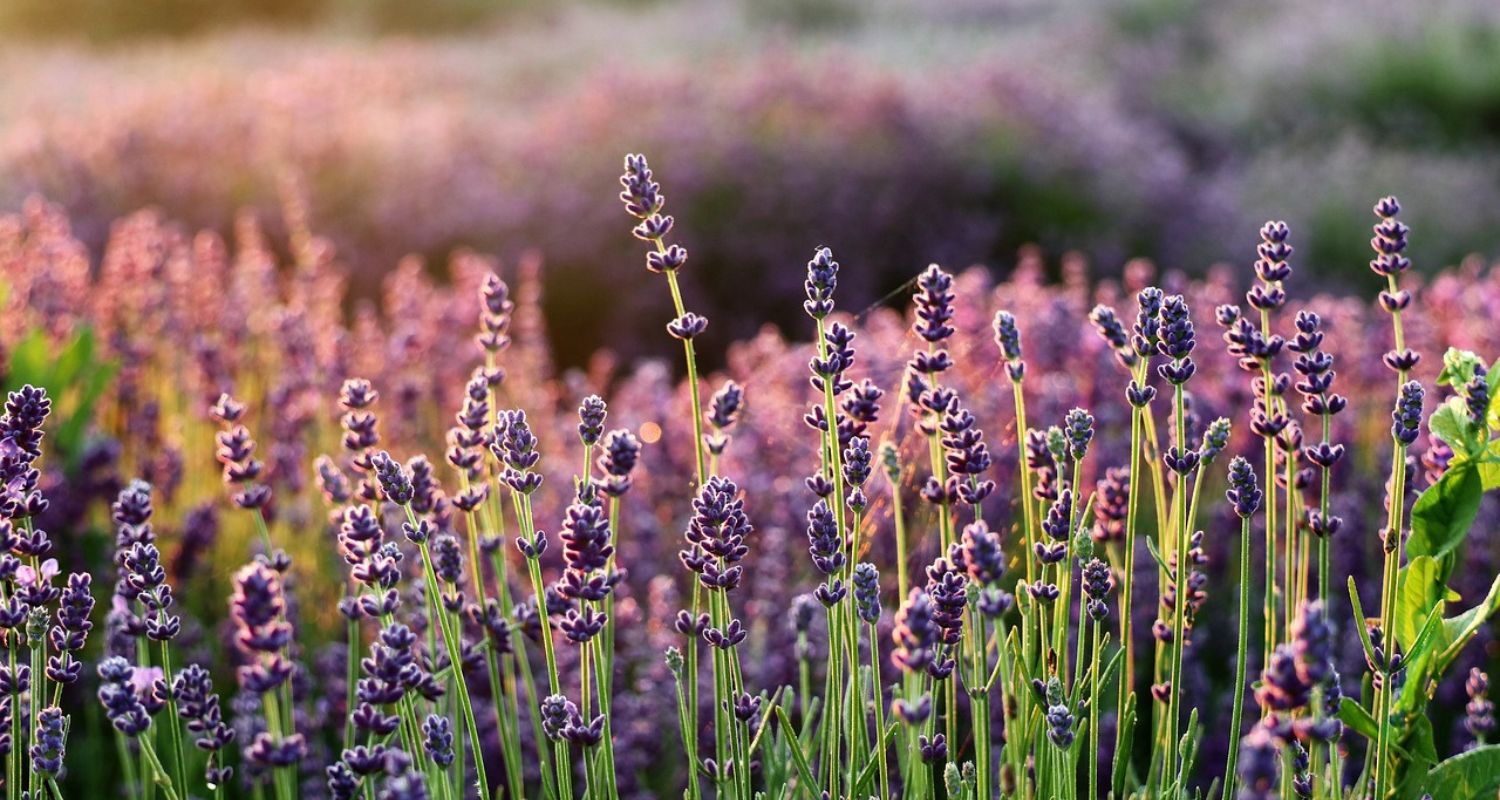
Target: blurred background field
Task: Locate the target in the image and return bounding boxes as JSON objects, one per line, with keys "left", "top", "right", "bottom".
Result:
{"left": 2, "top": 0, "right": 1499, "bottom": 367}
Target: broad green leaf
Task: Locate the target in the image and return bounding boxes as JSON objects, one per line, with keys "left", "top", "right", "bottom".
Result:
{"left": 1409, "top": 463, "right": 1483, "bottom": 582}
{"left": 1395, "top": 715, "right": 1439, "bottom": 800}
{"left": 1482, "top": 452, "right": 1500, "bottom": 491}
{"left": 1422, "top": 745, "right": 1500, "bottom": 800}
{"left": 1337, "top": 697, "right": 1378, "bottom": 740}
{"left": 1427, "top": 397, "right": 1475, "bottom": 457}
{"left": 1437, "top": 573, "right": 1500, "bottom": 674}
{"left": 1438, "top": 347, "right": 1484, "bottom": 388}
{"left": 1405, "top": 604, "right": 1446, "bottom": 667}
{"left": 1397, "top": 604, "right": 1448, "bottom": 715}
{"left": 1395, "top": 556, "right": 1444, "bottom": 651}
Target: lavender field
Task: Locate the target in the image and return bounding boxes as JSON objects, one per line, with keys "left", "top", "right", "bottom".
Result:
{"left": 2, "top": 2, "right": 1500, "bottom": 800}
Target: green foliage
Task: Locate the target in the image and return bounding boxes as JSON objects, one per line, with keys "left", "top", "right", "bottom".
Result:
{"left": 1435, "top": 348, "right": 1487, "bottom": 389}
{"left": 1422, "top": 745, "right": 1500, "bottom": 800}
{"left": 1409, "top": 464, "right": 1483, "bottom": 583}
{"left": 1338, "top": 697, "right": 1378, "bottom": 741}
{"left": 1347, "top": 374, "right": 1500, "bottom": 797}
{"left": 1389, "top": 563, "right": 1500, "bottom": 716}
{"left": 1394, "top": 714, "right": 1438, "bottom": 800}
{"left": 2, "top": 326, "right": 116, "bottom": 469}
{"left": 1394, "top": 556, "right": 1448, "bottom": 652}
{"left": 1412, "top": 350, "right": 1500, "bottom": 582}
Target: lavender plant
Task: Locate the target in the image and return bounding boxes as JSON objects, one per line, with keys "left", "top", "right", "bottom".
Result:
{"left": 2, "top": 156, "right": 1500, "bottom": 800}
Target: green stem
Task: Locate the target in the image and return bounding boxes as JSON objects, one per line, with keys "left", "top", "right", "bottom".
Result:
{"left": 1114, "top": 360, "right": 1148, "bottom": 779}
{"left": 157, "top": 643, "right": 191, "bottom": 800}
{"left": 522, "top": 530, "right": 573, "bottom": 800}
{"left": 1088, "top": 617, "right": 1102, "bottom": 800}
{"left": 136, "top": 735, "right": 182, "bottom": 800}
{"left": 1222, "top": 514, "right": 1253, "bottom": 800}
{"left": 412, "top": 530, "right": 491, "bottom": 800}
{"left": 869, "top": 622, "right": 891, "bottom": 800}
{"left": 345, "top": 613, "right": 360, "bottom": 755}
{"left": 1373, "top": 437, "right": 1410, "bottom": 800}
{"left": 656, "top": 248, "right": 705, "bottom": 800}
{"left": 1162, "top": 377, "right": 1189, "bottom": 784}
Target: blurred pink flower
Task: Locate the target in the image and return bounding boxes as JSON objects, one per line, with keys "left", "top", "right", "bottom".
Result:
{"left": 16, "top": 558, "right": 58, "bottom": 588}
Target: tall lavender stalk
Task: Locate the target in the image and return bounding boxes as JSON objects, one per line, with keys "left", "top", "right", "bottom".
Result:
{"left": 619, "top": 154, "right": 710, "bottom": 800}
{"left": 1248, "top": 223, "right": 1292, "bottom": 675}
{"left": 1221, "top": 455, "right": 1262, "bottom": 799}
{"left": 558, "top": 478, "right": 621, "bottom": 800}
{"left": 891, "top": 587, "right": 942, "bottom": 800}
{"left": 1090, "top": 299, "right": 1152, "bottom": 793}
{"left": 682, "top": 477, "right": 754, "bottom": 800}
{"left": 447, "top": 369, "right": 523, "bottom": 800}
{"left": 1157, "top": 293, "right": 1197, "bottom": 786}
{"left": 211, "top": 393, "right": 301, "bottom": 796}
{"left": 992, "top": 308, "right": 1041, "bottom": 795}
{"left": 466, "top": 274, "right": 563, "bottom": 800}
{"left": 1368, "top": 196, "right": 1420, "bottom": 800}
{"left": 99, "top": 656, "right": 180, "bottom": 800}
{"left": 114, "top": 482, "right": 191, "bottom": 800}
{"left": 499, "top": 411, "right": 575, "bottom": 800}
{"left": 906, "top": 263, "right": 963, "bottom": 768}
{"left": 371, "top": 451, "right": 492, "bottom": 800}
{"left": 231, "top": 562, "right": 304, "bottom": 800}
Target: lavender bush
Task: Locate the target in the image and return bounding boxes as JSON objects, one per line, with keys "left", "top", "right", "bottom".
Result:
{"left": 0, "top": 153, "right": 1497, "bottom": 799}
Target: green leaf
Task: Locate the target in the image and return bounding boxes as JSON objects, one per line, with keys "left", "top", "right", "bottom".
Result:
{"left": 1409, "top": 463, "right": 1483, "bottom": 582}
{"left": 1428, "top": 397, "right": 1476, "bottom": 457}
{"left": 746, "top": 686, "right": 784, "bottom": 756}
{"left": 1144, "top": 536, "right": 1171, "bottom": 575}
{"left": 1094, "top": 640, "right": 1124, "bottom": 702}
{"left": 1348, "top": 577, "right": 1378, "bottom": 666}
{"left": 1405, "top": 604, "right": 1446, "bottom": 667}
{"left": 773, "top": 706, "right": 819, "bottom": 795}
{"left": 1437, "top": 573, "right": 1500, "bottom": 674}
{"left": 1482, "top": 452, "right": 1500, "bottom": 491}
{"left": 1438, "top": 347, "right": 1484, "bottom": 388}
{"left": 1395, "top": 715, "right": 1439, "bottom": 800}
{"left": 1338, "top": 697, "right": 1378, "bottom": 740}
{"left": 1396, "top": 603, "right": 1448, "bottom": 715}
{"left": 1423, "top": 745, "right": 1500, "bottom": 800}
{"left": 1476, "top": 459, "right": 1500, "bottom": 489}
{"left": 1395, "top": 556, "right": 1445, "bottom": 652}
{"left": 851, "top": 723, "right": 897, "bottom": 796}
